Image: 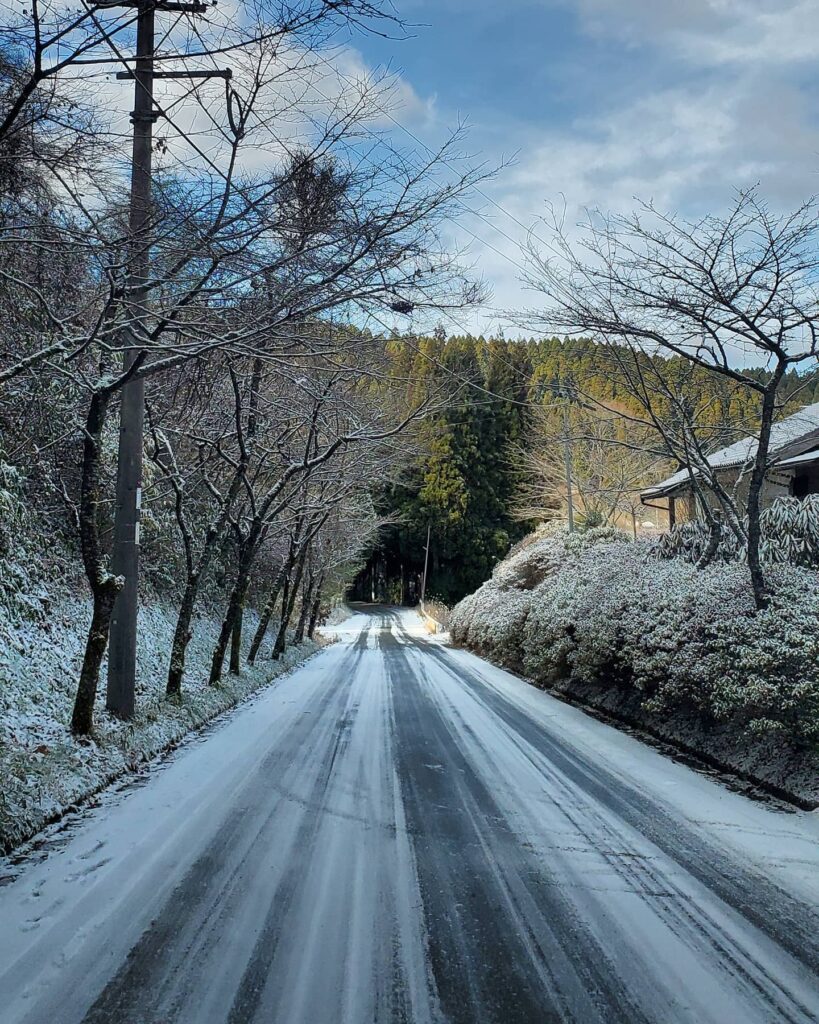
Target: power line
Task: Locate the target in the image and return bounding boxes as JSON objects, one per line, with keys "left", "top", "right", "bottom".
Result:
{"left": 94, "top": 21, "right": 536, "bottom": 289}
{"left": 85, "top": 10, "right": 556, "bottom": 401}
{"left": 310, "top": 50, "right": 555, "bottom": 253}
{"left": 302, "top": 56, "right": 536, "bottom": 281}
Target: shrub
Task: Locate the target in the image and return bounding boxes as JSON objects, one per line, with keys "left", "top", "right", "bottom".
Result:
{"left": 451, "top": 526, "right": 819, "bottom": 745}
{"left": 655, "top": 495, "right": 819, "bottom": 568}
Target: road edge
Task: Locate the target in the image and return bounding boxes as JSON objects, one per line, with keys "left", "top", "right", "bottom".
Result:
{"left": 1, "top": 640, "right": 330, "bottom": 861}
{"left": 450, "top": 640, "right": 819, "bottom": 813}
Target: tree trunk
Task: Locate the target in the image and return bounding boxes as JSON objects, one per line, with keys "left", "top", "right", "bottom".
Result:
{"left": 746, "top": 380, "right": 782, "bottom": 610}
{"left": 307, "top": 580, "right": 324, "bottom": 639}
{"left": 166, "top": 514, "right": 230, "bottom": 696}
{"left": 71, "top": 386, "right": 123, "bottom": 735}
{"left": 71, "top": 585, "right": 119, "bottom": 735}
{"left": 293, "top": 574, "right": 314, "bottom": 645}
{"left": 229, "top": 600, "right": 244, "bottom": 675}
{"left": 271, "top": 576, "right": 291, "bottom": 660}
{"left": 696, "top": 514, "right": 722, "bottom": 569}
{"left": 210, "top": 566, "right": 250, "bottom": 685}
{"left": 247, "top": 558, "right": 289, "bottom": 665}
{"left": 166, "top": 570, "right": 199, "bottom": 697}
{"left": 273, "top": 545, "right": 309, "bottom": 658}
{"left": 165, "top": 367, "right": 262, "bottom": 695}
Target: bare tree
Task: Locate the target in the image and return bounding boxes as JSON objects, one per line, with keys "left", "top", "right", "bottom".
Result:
{"left": 0, "top": 0, "right": 399, "bottom": 147}
{"left": 511, "top": 400, "right": 664, "bottom": 534}
{"left": 525, "top": 190, "right": 819, "bottom": 607}
{"left": 206, "top": 352, "right": 441, "bottom": 685}
{"left": 2, "top": 0, "right": 489, "bottom": 733}
{"left": 603, "top": 346, "right": 752, "bottom": 557}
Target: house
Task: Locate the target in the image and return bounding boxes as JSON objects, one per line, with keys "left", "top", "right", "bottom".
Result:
{"left": 640, "top": 401, "right": 819, "bottom": 526}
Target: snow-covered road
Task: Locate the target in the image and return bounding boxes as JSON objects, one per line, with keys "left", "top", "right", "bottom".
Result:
{"left": 2, "top": 607, "right": 819, "bottom": 1023}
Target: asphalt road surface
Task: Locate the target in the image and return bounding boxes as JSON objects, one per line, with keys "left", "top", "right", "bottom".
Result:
{"left": 2, "top": 607, "right": 819, "bottom": 1023}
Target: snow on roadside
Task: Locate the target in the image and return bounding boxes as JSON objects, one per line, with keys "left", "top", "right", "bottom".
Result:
{"left": 0, "top": 591, "right": 322, "bottom": 854}
{"left": 450, "top": 525, "right": 819, "bottom": 806}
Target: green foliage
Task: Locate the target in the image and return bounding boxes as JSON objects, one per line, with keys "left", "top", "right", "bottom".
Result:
{"left": 656, "top": 496, "right": 819, "bottom": 568}
{"left": 356, "top": 333, "right": 819, "bottom": 605}
{"left": 358, "top": 335, "right": 532, "bottom": 605}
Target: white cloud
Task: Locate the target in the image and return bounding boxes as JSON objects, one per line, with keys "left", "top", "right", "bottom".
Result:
{"left": 59, "top": 38, "right": 436, "bottom": 186}
{"left": 459, "top": 70, "right": 819, "bottom": 329}
{"left": 42, "top": 0, "right": 819, "bottom": 333}
{"left": 425, "top": 0, "right": 819, "bottom": 331}
{"left": 512, "top": 80, "right": 819, "bottom": 215}
{"left": 565, "top": 0, "right": 819, "bottom": 66}
{"left": 329, "top": 47, "right": 438, "bottom": 130}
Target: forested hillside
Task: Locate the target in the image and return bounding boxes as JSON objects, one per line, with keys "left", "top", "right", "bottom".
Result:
{"left": 354, "top": 332, "right": 819, "bottom": 605}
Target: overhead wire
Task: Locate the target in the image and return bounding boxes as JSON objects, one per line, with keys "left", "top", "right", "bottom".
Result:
{"left": 74, "top": 4, "right": 563, "bottom": 400}
{"left": 309, "top": 48, "right": 556, "bottom": 254}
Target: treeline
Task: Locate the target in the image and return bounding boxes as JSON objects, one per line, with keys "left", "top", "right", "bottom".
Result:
{"left": 523, "top": 335, "right": 819, "bottom": 426}
{"left": 356, "top": 332, "right": 819, "bottom": 605}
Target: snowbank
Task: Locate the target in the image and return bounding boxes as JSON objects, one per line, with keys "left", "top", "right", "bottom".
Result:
{"left": 450, "top": 525, "right": 819, "bottom": 806}
{"left": 0, "top": 589, "right": 321, "bottom": 853}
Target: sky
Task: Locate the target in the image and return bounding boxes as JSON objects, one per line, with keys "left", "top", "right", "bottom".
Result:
{"left": 346, "top": 0, "right": 819, "bottom": 336}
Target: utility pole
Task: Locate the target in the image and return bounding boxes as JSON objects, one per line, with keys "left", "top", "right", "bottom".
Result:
{"left": 106, "top": 0, "right": 156, "bottom": 719}
{"left": 562, "top": 403, "right": 575, "bottom": 534}
{"left": 420, "top": 522, "right": 431, "bottom": 606}
{"left": 107, "top": 0, "right": 230, "bottom": 718}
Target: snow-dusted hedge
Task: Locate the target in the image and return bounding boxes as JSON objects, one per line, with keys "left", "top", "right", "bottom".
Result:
{"left": 452, "top": 524, "right": 627, "bottom": 664}
{"left": 451, "top": 525, "right": 819, "bottom": 744}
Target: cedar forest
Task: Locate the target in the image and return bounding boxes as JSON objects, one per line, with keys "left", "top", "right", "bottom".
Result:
{"left": 355, "top": 333, "right": 819, "bottom": 605}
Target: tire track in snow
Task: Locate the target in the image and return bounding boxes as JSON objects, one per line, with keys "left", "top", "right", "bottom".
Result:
{"left": 80, "top": 622, "right": 374, "bottom": 1024}
{"left": 3, "top": 608, "right": 818, "bottom": 1024}
{"left": 397, "top": 622, "right": 819, "bottom": 1022}
{"left": 73, "top": 613, "right": 436, "bottom": 1024}
{"left": 234, "top": 609, "right": 434, "bottom": 1024}
{"left": 384, "top": 622, "right": 652, "bottom": 1024}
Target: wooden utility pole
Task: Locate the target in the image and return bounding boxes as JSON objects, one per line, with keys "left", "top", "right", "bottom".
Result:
{"left": 107, "top": 0, "right": 229, "bottom": 718}
{"left": 106, "top": 0, "right": 156, "bottom": 719}
{"left": 420, "top": 522, "right": 431, "bottom": 606}
{"left": 562, "top": 403, "right": 575, "bottom": 534}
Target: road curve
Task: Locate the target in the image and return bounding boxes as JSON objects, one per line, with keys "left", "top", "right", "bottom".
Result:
{"left": 1, "top": 607, "right": 818, "bottom": 1023}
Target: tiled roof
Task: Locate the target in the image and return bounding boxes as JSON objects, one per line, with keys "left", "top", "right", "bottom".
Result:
{"left": 641, "top": 402, "right": 819, "bottom": 500}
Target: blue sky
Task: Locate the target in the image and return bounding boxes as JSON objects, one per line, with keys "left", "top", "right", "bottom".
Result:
{"left": 347, "top": 0, "right": 819, "bottom": 335}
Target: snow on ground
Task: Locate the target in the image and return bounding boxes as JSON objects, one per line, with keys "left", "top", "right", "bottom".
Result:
{"left": 0, "top": 607, "right": 817, "bottom": 1023}
{"left": 450, "top": 525, "right": 819, "bottom": 803}
{"left": 444, "top": 640, "right": 819, "bottom": 895}
{"left": 0, "top": 590, "right": 320, "bottom": 853}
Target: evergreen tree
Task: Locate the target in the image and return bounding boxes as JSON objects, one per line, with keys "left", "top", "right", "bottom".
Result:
{"left": 351, "top": 332, "right": 819, "bottom": 606}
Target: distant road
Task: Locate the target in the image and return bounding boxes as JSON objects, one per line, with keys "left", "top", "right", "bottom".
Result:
{"left": 1, "top": 607, "right": 818, "bottom": 1023}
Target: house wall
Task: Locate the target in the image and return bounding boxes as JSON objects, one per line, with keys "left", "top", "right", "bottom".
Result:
{"left": 669, "top": 468, "right": 800, "bottom": 524}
